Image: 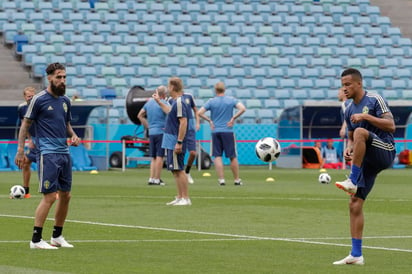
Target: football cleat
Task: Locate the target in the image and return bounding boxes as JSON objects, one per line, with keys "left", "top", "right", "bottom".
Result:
{"left": 333, "top": 254, "right": 364, "bottom": 265}
{"left": 186, "top": 173, "right": 194, "bottom": 184}
{"left": 335, "top": 178, "right": 357, "bottom": 195}
{"left": 173, "top": 198, "right": 192, "bottom": 206}
{"left": 30, "top": 239, "right": 58, "bottom": 249}
{"left": 50, "top": 236, "right": 74, "bottom": 248}
{"left": 166, "top": 197, "right": 181, "bottom": 206}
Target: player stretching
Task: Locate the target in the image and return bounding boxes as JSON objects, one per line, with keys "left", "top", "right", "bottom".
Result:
{"left": 334, "top": 68, "right": 396, "bottom": 265}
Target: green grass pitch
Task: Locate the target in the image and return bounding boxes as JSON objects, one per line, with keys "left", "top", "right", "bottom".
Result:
{"left": 0, "top": 167, "right": 411, "bottom": 273}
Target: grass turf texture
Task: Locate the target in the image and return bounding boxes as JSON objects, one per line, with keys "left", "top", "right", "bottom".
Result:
{"left": 0, "top": 167, "right": 411, "bottom": 273}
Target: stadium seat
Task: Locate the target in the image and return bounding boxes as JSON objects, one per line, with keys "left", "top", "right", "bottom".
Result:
{"left": 402, "top": 90, "right": 412, "bottom": 99}
{"left": 256, "top": 109, "right": 275, "bottom": 124}
{"left": 0, "top": 145, "right": 12, "bottom": 171}
{"left": 290, "top": 89, "right": 308, "bottom": 100}
{"left": 264, "top": 99, "right": 281, "bottom": 109}
{"left": 245, "top": 99, "right": 262, "bottom": 109}
{"left": 241, "top": 109, "right": 258, "bottom": 124}
{"left": 69, "top": 145, "right": 97, "bottom": 171}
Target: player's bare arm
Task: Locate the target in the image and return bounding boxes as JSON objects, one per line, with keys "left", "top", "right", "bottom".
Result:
{"left": 344, "top": 131, "right": 354, "bottom": 162}
{"left": 228, "top": 102, "right": 246, "bottom": 127}
{"left": 197, "top": 107, "right": 214, "bottom": 130}
{"left": 15, "top": 118, "right": 33, "bottom": 169}
{"left": 175, "top": 117, "right": 187, "bottom": 154}
{"left": 192, "top": 105, "right": 200, "bottom": 131}
{"left": 67, "top": 122, "right": 80, "bottom": 146}
{"left": 350, "top": 112, "right": 395, "bottom": 133}
{"left": 153, "top": 91, "right": 171, "bottom": 114}
{"left": 137, "top": 108, "right": 149, "bottom": 129}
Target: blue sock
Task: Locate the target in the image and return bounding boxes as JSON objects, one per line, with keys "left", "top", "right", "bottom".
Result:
{"left": 349, "top": 165, "right": 361, "bottom": 185}
{"left": 351, "top": 238, "right": 362, "bottom": 257}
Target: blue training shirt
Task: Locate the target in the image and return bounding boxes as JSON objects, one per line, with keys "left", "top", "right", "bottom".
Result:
{"left": 25, "top": 90, "right": 72, "bottom": 155}
{"left": 345, "top": 91, "right": 394, "bottom": 144}
{"left": 142, "top": 98, "right": 168, "bottom": 136}
{"left": 203, "top": 95, "right": 239, "bottom": 133}
{"left": 161, "top": 96, "right": 190, "bottom": 150}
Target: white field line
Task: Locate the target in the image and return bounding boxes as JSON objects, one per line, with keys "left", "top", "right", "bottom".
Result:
{"left": 1, "top": 214, "right": 411, "bottom": 253}
{"left": 3, "top": 194, "right": 412, "bottom": 202}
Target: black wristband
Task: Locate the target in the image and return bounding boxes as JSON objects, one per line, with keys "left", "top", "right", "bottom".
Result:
{"left": 177, "top": 140, "right": 183, "bottom": 144}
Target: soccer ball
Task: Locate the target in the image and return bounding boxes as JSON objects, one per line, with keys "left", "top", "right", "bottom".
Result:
{"left": 318, "top": 173, "right": 331, "bottom": 184}
{"left": 255, "top": 137, "right": 281, "bottom": 162}
{"left": 10, "top": 185, "right": 25, "bottom": 199}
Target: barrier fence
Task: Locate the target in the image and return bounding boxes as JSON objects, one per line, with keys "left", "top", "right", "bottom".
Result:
{"left": 0, "top": 138, "right": 411, "bottom": 171}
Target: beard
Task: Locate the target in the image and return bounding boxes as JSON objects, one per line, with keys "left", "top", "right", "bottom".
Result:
{"left": 51, "top": 81, "right": 66, "bottom": 96}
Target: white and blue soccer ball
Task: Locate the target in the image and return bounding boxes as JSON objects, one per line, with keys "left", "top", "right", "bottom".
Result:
{"left": 318, "top": 173, "right": 331, "bottom": 184}
{"left": 255, "top": 137, "right": 281, "bottom": 163}
{"left": 10, "top": 185, "right": 25, "bottom": 199}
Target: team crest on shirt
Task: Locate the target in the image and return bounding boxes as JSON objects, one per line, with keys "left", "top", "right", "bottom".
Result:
{"left": 44, "top": 180, "right": 50, "bottom": 189}
{"left": 63, "top": 102, "right": 68, "bottom": 113}
{"left": 362, "top": 106, "right": 369, "bottom": 114}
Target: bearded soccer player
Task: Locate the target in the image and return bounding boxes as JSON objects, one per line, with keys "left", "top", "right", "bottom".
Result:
{"left": 15, "top": 63, "right": 80, "bottom": 249}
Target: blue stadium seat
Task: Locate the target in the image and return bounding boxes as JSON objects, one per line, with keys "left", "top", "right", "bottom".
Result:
{"left": 245, "top": 99, "right": 262, "bottom": 109}
{"left": 241, "top": 109, "right": 258, "bottom": 124}
{"left": 310, "top": 90, "right": 326, "bottom": 100}
{"left": 254, "top": 89, "right": 270, "bottom": 99}
{"left": 291, "top": 89, "right": 308, "bottom": 100}
{"left": 264, "top": 99, "right": 281, "bottom": 109}
{"left": 283, "top": 99, "right": 300, "bottom": 109}
{"left": 274, "top": 88, "right": 291, "bottom": 99}
{"left": 402, "top": 90, "right": 412, "bottom": 99}
{"left": 69, "top": 145, "right": 97, "bottom": 171}
{"left": 390, "top": 79, "right": 407, "bottom": 90}
{"left": 394, "top": 68, "right": 411, "bottom": 79}
{"left": 297, "top": 79, "right": 313, "bottom": 89}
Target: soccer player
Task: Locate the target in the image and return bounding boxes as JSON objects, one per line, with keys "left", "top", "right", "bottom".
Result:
{"left": 15, "top": 63, "right": 80, "bottom": 249}
{"left": 160, "top": 77, "right": 191, "bottom": 206}
{"left": 138, "top": 85, "right": 169, "bottom": 186}
{"left": 167, "top": 92, "right": 199, "bottom": 184}
{"left": 17, "top": 86, "right": 37, "bottom": 198}
{"left": 334, "top": 68, "right": 396, "bottom": 265}
{"left": 197, "top": 82, "right": 246, "bottom": 186}
{"left": 154, "top": 89, "right": 199, "bottom": 184}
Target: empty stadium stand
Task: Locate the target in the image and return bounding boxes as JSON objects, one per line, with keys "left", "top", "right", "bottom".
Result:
{"left": 1, "top": 0, "right": 412, "bottom": 124}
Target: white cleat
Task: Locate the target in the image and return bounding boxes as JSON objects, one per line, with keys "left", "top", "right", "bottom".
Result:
{"left": 166, "top": 197, "right": 181, "bottom": 206}
{"left": 333, "top": 254, "right": 364, "bottom": 265}
{"left": 335, "top": 178, "right": 357, "bottom": 195}
{"left": 50, "top": 236, "right": 74, "bottom": 248}
{"left": 186, "top": 173, "right": 194, "bottom": 184}
{"left": 173, "top": 198, "right": 192, "bottom": 206}
{"left": 30, "top": 239, "right": 58, "bottom": 249}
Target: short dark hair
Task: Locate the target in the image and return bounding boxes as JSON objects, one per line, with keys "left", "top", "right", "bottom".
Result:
{"left": 46, "top": 62, "right": 65, "bottom": 75}
{"left": 341, "top": 68, "right": 362, "bottom": 80}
